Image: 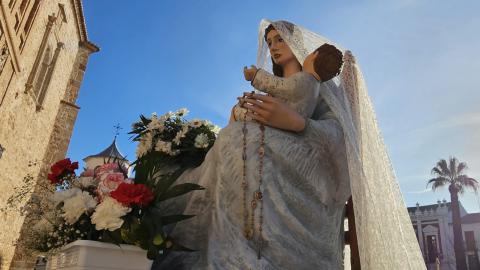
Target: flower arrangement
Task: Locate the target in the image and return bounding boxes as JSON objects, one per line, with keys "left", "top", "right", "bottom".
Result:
{"left": 27, "top": 108, "right": 220, "bottom": 260}
{"left": 130, "top": 108, "right": 219, "bottom": 168}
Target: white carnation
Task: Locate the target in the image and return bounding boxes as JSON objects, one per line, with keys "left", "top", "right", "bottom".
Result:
{"left": 76, "top": 176, "right": 96, "bottom": 188}
{"left": 53, "top": 187, "right": 82, "bottom": 205}
{"left": 173, "top": 125, "right": 190, "bottom": 145}
{"left": 91, "top": 197, "right": 130, "bottom": 231}
{"left": 155, "top": 140, "right": 171, "bottom": 153}
{"left": 62, "top": 191, "right": 97, "bottom": 224}
{"left": 176, "top": 108, "right": 189, "bottom": 117}
{"left": 189, "top": 118, "right": 203, "bottom": 128}
{"left": 162, "top": 111, "right": 174, "bottom": 119}
{"left": 203, "top": 120, "right": 212, "bottom": 126}
{"left": 211, "top": 125, "right": 221, "bottom": 134}
{"left": 155, "top": 140, "right": 179, "bottom": 156}
{"left": 147, "top": 115, "right": 165, "bottom": 131}
{"left": 136, "top": 131, "right": 153, "bottom": 157}
{"left": 136, "top": 143, "right": 148, "bottom": 158}
{"left": 194, "top": 133, "right": 210, "bottom": 148}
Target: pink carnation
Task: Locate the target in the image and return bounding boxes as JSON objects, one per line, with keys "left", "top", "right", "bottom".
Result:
{"left": 95, "top": 163, "right": 122, "bottom": 177}
{"left": 97, "top": 172, "right": 126, "bottom": 200}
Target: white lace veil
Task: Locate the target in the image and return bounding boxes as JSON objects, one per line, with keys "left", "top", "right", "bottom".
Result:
{"left": 256, "top": 19, "right": 426, "bottom": 269}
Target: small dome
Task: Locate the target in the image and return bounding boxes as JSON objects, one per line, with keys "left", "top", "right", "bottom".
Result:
{"left": 83, "top": 139, "right": 126, "bottom": 162}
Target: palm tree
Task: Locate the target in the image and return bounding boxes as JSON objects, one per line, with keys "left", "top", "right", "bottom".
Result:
{"left": 427, "top": 157, "right": 479, "bottom": 270}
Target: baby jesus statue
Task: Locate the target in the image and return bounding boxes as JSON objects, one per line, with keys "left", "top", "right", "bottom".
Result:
{"left": 232, "top": 43, "right": 344, "bottom": 122}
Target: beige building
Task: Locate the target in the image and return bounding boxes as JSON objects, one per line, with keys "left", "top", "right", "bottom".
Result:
{"left": 0, "top": 0, "right": 98, "bottom": 268}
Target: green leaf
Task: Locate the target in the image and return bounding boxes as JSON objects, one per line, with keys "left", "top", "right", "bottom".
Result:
{"left": 154, "top": 169, "right": 186, "bottom": 197}
{"left": 102, "top": 230, "right": 123, "bottom": 246}
{"left": 153, "top": 234, "right": 164, "bottom": 245}
{"left": 129, "top": 217, "right": 153, "bottom": 250}
{"left": 121, "top": 228, "right": 134, "bottom": 244}
{"left": 158, "top": 183, "right": 205, "bottom": 202}
{"left": 141, "top": 215, "right": 156, "bottom": 235}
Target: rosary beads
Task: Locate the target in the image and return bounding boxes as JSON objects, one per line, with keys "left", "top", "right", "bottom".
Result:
{"left": 241, "top": 96, "right": 266, "bottom": 260}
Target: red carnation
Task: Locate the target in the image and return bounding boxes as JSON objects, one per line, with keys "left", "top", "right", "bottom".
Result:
{"left": 110, "top": 183, "right": 154, "bottom": 207}
{"left": 47, "top": 158, "right": 79, "bottom": 184}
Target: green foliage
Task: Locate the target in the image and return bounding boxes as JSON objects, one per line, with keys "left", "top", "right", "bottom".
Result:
{"left": 115, "top": 110, "right": 219, "bottom": 260}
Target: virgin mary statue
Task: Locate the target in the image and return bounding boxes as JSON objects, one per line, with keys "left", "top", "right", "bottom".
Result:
{"left": 155, "top": 19, "right": 426, "bottom": 270}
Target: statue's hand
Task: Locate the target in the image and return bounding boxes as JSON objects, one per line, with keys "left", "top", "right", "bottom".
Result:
{"left": 229, "top": 103, "right": 253, "bottom": 124}
{"left": 243, "top": 65, "right": 258, "bottom": 81}
{"left": 237, "top": 92, "right": 305, "bottom": 132}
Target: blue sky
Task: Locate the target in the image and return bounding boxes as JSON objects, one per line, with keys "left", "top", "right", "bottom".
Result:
{"left": 68, "top": 0, "right": 480, "bottom": 212}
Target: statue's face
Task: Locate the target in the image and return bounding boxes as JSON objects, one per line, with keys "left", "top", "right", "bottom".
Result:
{"left": 266, "top": 29, "right": 296, "bottom": 67}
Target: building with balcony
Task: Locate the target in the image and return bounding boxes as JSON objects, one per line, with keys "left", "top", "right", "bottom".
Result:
{"left": 408, "top": 200, "right": 480, "bottom": 270}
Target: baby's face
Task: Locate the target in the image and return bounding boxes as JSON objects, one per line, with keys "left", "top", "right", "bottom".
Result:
{"left": 303, "top": 51, "right": 320, "bottom": 81}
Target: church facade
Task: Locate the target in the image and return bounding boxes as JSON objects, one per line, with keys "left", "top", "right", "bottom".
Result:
{"left": 408, "top": 200, "right": 480, "bottom": 270}
{"left": 0, "top": 0, "right": 97, "bottom": 268}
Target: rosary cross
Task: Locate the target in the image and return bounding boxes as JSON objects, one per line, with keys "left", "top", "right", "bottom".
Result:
{"left": 256, "top": 236, "right": 267, "bottom": 259}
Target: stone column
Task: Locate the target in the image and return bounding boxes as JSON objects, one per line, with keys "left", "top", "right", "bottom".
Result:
{"left": 417, "top": 220, "right": 425, "bottom": 256}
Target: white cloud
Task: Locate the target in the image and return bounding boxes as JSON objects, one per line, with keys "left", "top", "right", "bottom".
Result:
{"left": 405, "top": 188, "right": 432, "bottom": 194}
{"left": 403, "top": 112, "right": 480, "bottom": 138}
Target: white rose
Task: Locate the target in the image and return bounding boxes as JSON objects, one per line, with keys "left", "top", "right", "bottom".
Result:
{"left": 62, "top": 191, "right": 97, "bottom": 224}
{"left": 91, "top": 197, "right": 130, "bottom": 231}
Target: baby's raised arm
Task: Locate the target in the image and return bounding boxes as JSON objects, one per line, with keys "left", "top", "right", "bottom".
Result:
{"left": 243, "top": 66, "right": 320, "bottom": 119}
{"left": 250, "top": 68, "right": 308, "bottom": 101}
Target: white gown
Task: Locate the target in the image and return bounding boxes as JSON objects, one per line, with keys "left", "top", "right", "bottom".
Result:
{"left": 154, "top": 80, "right": 351, "bottom": 269}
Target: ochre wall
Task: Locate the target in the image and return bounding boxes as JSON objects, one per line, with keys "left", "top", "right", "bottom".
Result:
{"left": 0, "top": 0, "right": 98, "bottom": 268}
